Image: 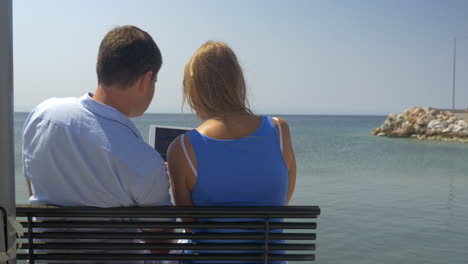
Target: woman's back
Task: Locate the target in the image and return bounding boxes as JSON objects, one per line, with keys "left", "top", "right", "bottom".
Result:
{"left": 167, "top": 41, "right": 296, "bottom": 264}
{"left": 179, "top": 115, "right": 288, "bottom": 264}
{"left": 187, "top": 115, "right": 288, "bottom": 206}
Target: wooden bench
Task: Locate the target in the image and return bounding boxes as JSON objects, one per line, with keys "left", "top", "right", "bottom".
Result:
{"left": 12, "top": 204, "right": 320, "bottom": 263}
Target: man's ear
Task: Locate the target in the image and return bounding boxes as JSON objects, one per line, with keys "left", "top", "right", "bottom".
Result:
{"left": 137, "top": 71, "right": 154, "bottom": 92}
{"left": 144, "top": 70, "right": 154, "bottom": 83}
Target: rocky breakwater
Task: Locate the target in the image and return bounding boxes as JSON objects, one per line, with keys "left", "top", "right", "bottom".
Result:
{"left": 371, "top": 107, "right": 468, "bottom": 143}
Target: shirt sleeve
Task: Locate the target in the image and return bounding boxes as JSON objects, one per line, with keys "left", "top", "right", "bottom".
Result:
{"left": 130, "top": 160, "right": 173, "bottom": 206}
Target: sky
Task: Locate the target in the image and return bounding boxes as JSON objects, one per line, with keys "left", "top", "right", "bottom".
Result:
{"left": 12, "top": 0, "right": 468, "bottom": 115}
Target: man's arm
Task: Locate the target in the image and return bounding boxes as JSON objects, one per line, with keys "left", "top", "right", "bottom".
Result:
{"left": 131, "top": 159, "right": 174, "bottom": 254}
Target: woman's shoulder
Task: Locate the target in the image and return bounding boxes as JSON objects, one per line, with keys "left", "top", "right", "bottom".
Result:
{"left": 267, "top": 116, "right": 290, "bottom": 130}
{"left": 167, "top": 132, "right": 192, "bottom": 159}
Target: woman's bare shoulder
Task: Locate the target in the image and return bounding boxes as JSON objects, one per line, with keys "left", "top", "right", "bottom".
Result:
{"left": 167, "top": 135, "right": 184, "bottom": 160}
{"left": 272, "top": 116, "right": 291, "bottom": 131}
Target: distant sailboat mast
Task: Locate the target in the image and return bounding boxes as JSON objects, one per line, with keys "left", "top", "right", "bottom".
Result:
{"left": 0, "top": 0, "right": 16, "bottom": 263}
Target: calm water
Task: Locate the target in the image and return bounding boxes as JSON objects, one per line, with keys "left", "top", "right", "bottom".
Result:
{"left": 13, "top": 112, "right": 468, "bottom": 264}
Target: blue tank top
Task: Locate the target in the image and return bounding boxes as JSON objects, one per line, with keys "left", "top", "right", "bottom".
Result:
{"left": 183, "top": 115, "right": 289, "bottom": 264}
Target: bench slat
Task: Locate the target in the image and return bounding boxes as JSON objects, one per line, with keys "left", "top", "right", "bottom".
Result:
{"left": 16, "top": 205, "right": 320, "bottom": 218}
{"left": 19, "top": 220, "right": 316, "bottom": 229}
{"left": 20, "top": 242, "right": 315, "bottom": 251}
{"left": 16, "top": 253, "right": 315, "bottom": 261}
{"left": 21, "top": 232, "right": 316, "bottom": 240}
{"left": 18, "top": 213, "right": 317, "bottom": 218}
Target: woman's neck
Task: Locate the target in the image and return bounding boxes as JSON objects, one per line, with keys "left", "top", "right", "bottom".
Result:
{"left": 205, "top": 111, "right": 253, "bottom": 122}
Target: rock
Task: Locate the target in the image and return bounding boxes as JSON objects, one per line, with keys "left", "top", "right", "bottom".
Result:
{"left": 371, "top": 107, "right": 468, "bottom": 143}
{"left": 426, "top": 129, "right": 441, "bottom": 136}
{"left": 419, "top": 126, "right": 427, "bottom": 134}
{"left": 456, "top": 119, "right": 467, "bottom": 126}
{"left": 371, "top": 127, "right": 381, "bottom": 135}
{"left": 397, "top": 114, "right": 407, "bottom": 122}
{"left": 413, "top": 123, "right": 421, "bottom": 133}
{"left": 429, "top": 108, "right": 439, "bottom": 115}
{"left": 427, "top": 120, "right": 442, "bottom": 130}
{"left": 418, "top": 114, "right": 433, "bottom": 126}
{"left": 442, "top": 124, "right": 454, "bottom": 134}
{"left": 453, "top": 131, "right": 467, "bottom": 137}
{"left": 417, "top": 134, "right": 426, "bottom": 140}
{"left": 389, "top": 121, "right": 414, "bottom": 137}
{"left": 444, "top": 111, "right": 454, "bottom": 117}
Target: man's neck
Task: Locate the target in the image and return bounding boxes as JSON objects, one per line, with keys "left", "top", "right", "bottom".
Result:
{"left": 92, "top": 85, "right": 133, "bottom": 117}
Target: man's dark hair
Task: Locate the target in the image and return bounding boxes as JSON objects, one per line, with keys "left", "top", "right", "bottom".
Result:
{"left": 96, "top": 25, "right": 162, "bottom": 88}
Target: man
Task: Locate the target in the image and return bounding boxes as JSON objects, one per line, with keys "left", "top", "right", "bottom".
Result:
{"left": 23, "top": 25, "right": 171, "bottom": 209}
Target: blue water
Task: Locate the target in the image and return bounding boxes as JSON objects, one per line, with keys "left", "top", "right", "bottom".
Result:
{"left": 13, "top": 113, "right": 468, "bottom": 264}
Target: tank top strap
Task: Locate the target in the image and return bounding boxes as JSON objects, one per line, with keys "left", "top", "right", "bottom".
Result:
{"left": 185, "top": 129, "right": 207, "bottom": 169}
{"left": 265, "top": 116, "right": 283, "bottom": 152}
{"left": 272, "top": 117, "right": 283, "bottom": 152}
{"left": 180, "top": 134, "right": 197, "bottom": 176}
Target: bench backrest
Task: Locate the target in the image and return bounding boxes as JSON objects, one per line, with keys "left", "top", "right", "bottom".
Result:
{"left": 14, "top": 204, "right": 320, "bottom": 263}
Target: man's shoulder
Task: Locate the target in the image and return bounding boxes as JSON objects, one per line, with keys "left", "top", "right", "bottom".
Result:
{"left": 29, "top": 96, "right": 88, "bottom": 124}
{"left": 35, "top": 96, "right": 81, "bottom": 112}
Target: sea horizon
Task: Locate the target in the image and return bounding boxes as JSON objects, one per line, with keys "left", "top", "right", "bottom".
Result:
{"left": 13, "top": 110, "right": 390, "bottom": 118}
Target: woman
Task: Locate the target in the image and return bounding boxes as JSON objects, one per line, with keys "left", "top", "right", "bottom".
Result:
{"left": 167, "top": 41, "right": 296, "bottom": 263}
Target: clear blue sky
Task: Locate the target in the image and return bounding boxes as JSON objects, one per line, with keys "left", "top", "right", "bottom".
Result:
{"left": 13, "top": 0, "right": 468, "bottom": 115}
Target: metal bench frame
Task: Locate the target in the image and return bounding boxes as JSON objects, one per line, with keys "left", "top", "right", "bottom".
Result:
{"left": 5, "top": 205, "right": 320, "bottom": 263}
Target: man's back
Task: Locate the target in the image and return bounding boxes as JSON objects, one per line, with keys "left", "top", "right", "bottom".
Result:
{"left": 23, "top": 93, "right": 171, "bottom": 207}
{"left": 21, "top": 25, "right": 171, "bottom": 263}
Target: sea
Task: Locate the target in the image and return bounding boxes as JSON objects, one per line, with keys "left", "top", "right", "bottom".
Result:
{"left": 12, "top": 112, "right": 468, "bottom": 264}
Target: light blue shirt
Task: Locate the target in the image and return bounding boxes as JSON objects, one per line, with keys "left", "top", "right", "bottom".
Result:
{"left": 23, "top": 93, "right": 172, "bottom": 207}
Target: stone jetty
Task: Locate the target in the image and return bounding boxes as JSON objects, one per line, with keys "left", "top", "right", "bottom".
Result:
{"left": 371, "top": 107, "right": 468, "bottom": 143}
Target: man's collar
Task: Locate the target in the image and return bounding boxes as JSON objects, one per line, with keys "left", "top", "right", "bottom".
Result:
{"left": 80, "top": 93, "right": 142, "bottom": 138}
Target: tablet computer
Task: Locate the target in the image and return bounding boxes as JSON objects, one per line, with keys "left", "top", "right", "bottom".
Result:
{"left": 149, "top": 125, "right": 192, "bottom": 161}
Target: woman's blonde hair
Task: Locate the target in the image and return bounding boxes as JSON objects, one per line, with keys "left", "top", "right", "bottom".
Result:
{"left": 183, "top": 41, "right": 252, "bottom": 119}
